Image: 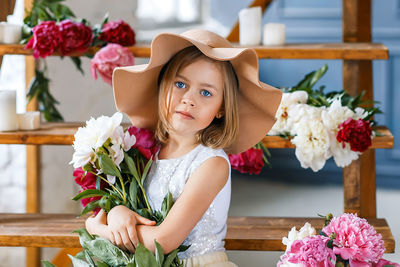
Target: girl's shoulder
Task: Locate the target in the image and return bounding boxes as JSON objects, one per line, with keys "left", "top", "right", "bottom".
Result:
{"left": 189, "top": 144, "right": 230, "bottom": 174}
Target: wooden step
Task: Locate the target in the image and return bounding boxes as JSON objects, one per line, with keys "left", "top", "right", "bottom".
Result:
{"left": 0, "top": 213, "right": 395, "bottom": 252}
{"left": 0, "top": 43, "right": 388, "bottom": 60}
{"left": 0, "top": 123, "right": 394, "bottom": 149}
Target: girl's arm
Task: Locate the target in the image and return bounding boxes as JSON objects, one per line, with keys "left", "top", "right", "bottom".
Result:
{"left": 88, "top": 156, "right": 229, "bottom": 254}
{"left": 136, "top": 156, "right": 229, "bottom": 254}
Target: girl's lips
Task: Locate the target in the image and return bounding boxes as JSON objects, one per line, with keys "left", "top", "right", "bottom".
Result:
{"left": 176, "top": 111, "right": 194, "bottom": 119}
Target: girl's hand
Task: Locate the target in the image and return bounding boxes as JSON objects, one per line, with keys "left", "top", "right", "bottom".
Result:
{"left": 107, "top": 205, "right": 156, "bottom": 253}
{"left": 85, "top": 209, "right": 112, "bottom": 239}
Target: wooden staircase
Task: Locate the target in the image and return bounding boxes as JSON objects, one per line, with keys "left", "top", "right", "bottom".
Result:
{"left": 0, "top": 0, "right": 396, "bottom": 266}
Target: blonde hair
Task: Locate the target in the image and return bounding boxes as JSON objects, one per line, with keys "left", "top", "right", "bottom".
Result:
{"left": 156, "top": 46, "right": 239, "bottom": 149}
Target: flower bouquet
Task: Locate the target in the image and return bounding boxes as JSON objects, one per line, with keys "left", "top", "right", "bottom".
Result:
{"left": 268, "top": 64, "right": 382, "bottom": 172}
{"left": 277, "top": 213, "right": 399, "bottom": 267}
{"left": 42, "top": 112, "right": 188, "bottom": 266}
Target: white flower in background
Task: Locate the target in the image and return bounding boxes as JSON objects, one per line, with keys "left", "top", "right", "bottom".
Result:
{"left": 291, "top": 110, "right": 331, "bottom": 172}
{"left": 321, "top": 97, "right": 361, "bottom": 167}
{"left": 70, "top": 112, "right": 126, "bottom": 169}
{"left": 282, "top": 222, "right": 316, "bottom": 252}
{"left": 268, "top": 91, "right": 309, "bottom": 135}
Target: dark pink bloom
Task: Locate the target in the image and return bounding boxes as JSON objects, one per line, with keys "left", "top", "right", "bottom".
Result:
{"left": 323, "top": 213, "right": 385, "bottom": 264}
{"left": 372, "top": 258, "right": 400, "bottom": 267}
{"left": 127, "top": 126, "right": 160, "bottom": 159}
{"left": 59, "top": 19, "right": 93, "bottom": 55}
{"left": 25, "top": 21, "right": 62, "bottom": 58}
{"left": 73, "top": 167, "right": 107, "bottom": 190}
{"left": 228, "top": 147, "right": 264, "bottom": 175}
{"left": 80, "top": 194, "right": 102, "bottom": 215}
{"left": 98, "top": 20, "right": 136, "bottom": 46}
{"left": 278, "top": 235, "right": 335, "bottom": 267}
{"left": 336, "top": 118, "right": 372, "bottom": 152}
{"left": 90, "top": 43, "right": 134, "bottom": 85}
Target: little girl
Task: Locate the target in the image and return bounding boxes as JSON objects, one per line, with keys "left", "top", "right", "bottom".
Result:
{"left": 85, "top": 29, "right": 282, "bottom": 266}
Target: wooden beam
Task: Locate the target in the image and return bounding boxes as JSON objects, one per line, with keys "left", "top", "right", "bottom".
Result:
{"left": 342, "top": 0, "right": 376, "bottom": 218}
{"left": 226, "top": 0, "right": 273, "bottom": 42}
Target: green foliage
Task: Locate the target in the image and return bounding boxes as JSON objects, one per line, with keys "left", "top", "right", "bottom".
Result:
{"left": 24, "top": 0, "right": 75, "bottom": 28}
{"left": 26, "top": 68, "right": 64, "bottom": 122}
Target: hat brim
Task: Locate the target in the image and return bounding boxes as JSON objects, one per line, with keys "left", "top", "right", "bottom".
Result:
{"left": 113, "top": 31, "right": 282, "bottom": 154}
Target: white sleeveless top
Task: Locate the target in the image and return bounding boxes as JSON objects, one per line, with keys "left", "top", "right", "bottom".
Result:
{"left": 144, "top": 144, "right": 231, "bottom": 259}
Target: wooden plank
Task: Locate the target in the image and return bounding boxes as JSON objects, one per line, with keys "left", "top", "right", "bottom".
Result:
{"left": 0, "top": 123, "right": 393, "bottom": 149}
{"left": 342, "top": 0, "right": 377, "bottom": 219}
{"left": 226, "top": 0, "right": 273, "bottom": 42}
{"left": 0, "top": 214, "right": 395, "bottom": 253}
{"left": 0, "top": 43, "right": 389, "bottom": 60}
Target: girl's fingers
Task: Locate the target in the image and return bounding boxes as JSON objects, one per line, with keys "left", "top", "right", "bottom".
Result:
{"left": 127, "top": 225, "right": 139, "bottom": 248}
{"left": 110, "top": 231, "right": 116, "bottom": 245}
{"left": 120, "top": 228, "right": 136, "bottom": 253}
{"left": 135, "top": 214, "right": 156, "bottom": 225}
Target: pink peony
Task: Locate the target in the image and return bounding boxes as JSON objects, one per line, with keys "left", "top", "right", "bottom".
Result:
{"left": 90, "top": 43, "right": 134, "bottom": 85}
{"left": 322, "top": 213, "right": 385, "bottom": 265}
{"left": 372, "top": 259, "right": 400, "bottom": 267}
{"left": 228, "top": 147, "right": 264, "bottom": 175}
{"left": 127, "top": 126, "right": 160, "bottom": 160}
{"left": 25, "top": 21, "right": 62, "bottom": 58}
{"left": 277, "top": 235, "right": 335, "bottom": 267}
{"left": 59, "top": 19, "right": 93, "bottom": 55}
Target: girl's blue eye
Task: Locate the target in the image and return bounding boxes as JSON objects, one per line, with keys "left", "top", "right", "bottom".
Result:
{"left": 201, "top": 89, "right": 212, "bottom": 97}
{"left": 175, "top": 81, "right": 186, "bottom": 89}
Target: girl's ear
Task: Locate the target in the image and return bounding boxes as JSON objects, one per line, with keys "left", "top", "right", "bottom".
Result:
{"left": 216, "top": 111, "right": 224, "bottom": 119}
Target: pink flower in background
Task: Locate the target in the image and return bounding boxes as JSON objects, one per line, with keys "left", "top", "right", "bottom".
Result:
{"left": 278, "top": 235, "right": 335, "bottom": 267}
{"left": 322, "top": 213, "right": 385, "bottom": 265}
{"left": 99, "top": 20, "right": 136, "bottom": 46}
{"left": 127, "top": 126, "right": 160, "bottom": 160}
{"left": 229, "top": 147, "right": 264, "bottom": 175}
{"left": 25, "top": 21, "right": 62, "bottom": 58}
{"left": 90, "top": 43, "right": 134, "bottom": 85}
{"left": 59, "top": 19, "right": 93, "bottom": 55}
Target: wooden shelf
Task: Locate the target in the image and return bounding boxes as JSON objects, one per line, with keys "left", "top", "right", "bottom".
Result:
{"left": 0, "top": 43, "right": 388, "bottom": 60}
{"left": 0, "top": 123, "right": 394, "bottom": 149}
{"left": 0, "top": 214, "right": 394, "bottom": 252}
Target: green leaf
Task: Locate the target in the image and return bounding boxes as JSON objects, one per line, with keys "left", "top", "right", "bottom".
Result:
{"left": 69, "top": 57, "right": 84, "bottom": 75}
{"left": 74, "top": 250, "right": 86, "bottom": 260}
{"left": 162, "top": 249, "right": 179, "bottom": 267}
{"left": 41, "top": 261, "right": 57, "bottom": 267}
{"left": 73, "top": 228, "right": 95, "bottom": 246}
{"left": 99, "top": 196, "right": 111, "bottom": 213}
{"left": 125, "top": 153, "right": 141, "bottom": 183}
{"left": 154, "top": 240, "right": 164, "bottom": 266}
{"left": 80, "top": 200, "right": 100, "bottom": 216}
{"left": 129, "top": 179, "right": 138, "bottom": 210}
{"left": 67, "top": 254, "right": 93, "bottom": 267}
{"left": 72, "top": 189, "right": 107, "bottom": 201}
{"left": 161, "top": 192, "right": 174, "bottom": 218}
{"left": 96, "top": 262, "right": 110, "bottom": 267}
{"left": 141, "top": 158, "right": 153, "bottom": 185}
{"left": 97, "top": 153, "right": 122, "bottom": 179}
{"left": 134, "top": 243, "right": 158, "bottom": 267}
{"left": 84, "top": 250, "right": 96, "bottom": 266}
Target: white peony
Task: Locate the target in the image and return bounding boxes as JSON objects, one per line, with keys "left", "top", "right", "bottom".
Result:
{"left": 70, "top": 112, "right": 131, "bottom": 169}
{"left": 282, "top": 222, "right": 316, "bottom": 252}
{"left": 321, "top": 97, "right": 361, "bottom": 167}
{"left": 291, "top": 107, "right": 331, "bottom": 172}
{"left": 268, "top": 91, "right": 309, "bottom": 135}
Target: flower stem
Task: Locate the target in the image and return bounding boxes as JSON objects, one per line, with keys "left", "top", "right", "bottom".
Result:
{"left": 88, "top": 171, "right": 125, "bottom": 201}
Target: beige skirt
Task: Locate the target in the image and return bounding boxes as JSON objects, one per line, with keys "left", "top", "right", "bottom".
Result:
{"left": 182, "top": 251, "right": 238, "bottom": 267}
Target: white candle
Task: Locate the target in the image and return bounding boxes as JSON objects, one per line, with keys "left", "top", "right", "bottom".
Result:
{"left": 239, "top": 6, "right": 262, "bottom": 46}
{"left": 263, "top": 23, "right": 286, "bottom": 45}
{"left": 17, "top": 112, "right": 41, "bottom": 130}
{"left": 0, "top": 90, "right": 18, "bottom": 131}
{"left": 0, "top": 22, "right": 22, "bottom": 44}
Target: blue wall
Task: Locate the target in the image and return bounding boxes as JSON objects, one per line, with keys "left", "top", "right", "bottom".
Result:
{"left": 211, "top": 0, "right": 400, "bottom": 187}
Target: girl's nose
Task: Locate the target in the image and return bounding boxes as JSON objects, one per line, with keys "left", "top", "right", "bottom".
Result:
{"left": 181, "top": 91, "right": 195, "bottom": 107}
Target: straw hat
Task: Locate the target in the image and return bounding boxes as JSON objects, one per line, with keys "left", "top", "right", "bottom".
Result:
{"left": 112, "top": 29, "right": 282, "bottom": 154}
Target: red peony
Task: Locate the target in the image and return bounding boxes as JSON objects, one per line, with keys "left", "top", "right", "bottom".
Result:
{"left": 59, "top": 19, "right": 93, "bottom": 55}
{"left": 25, "top": 21, "right": 62, "bottom": 58}
{"left": 98, "top": 20, "right": 136, "bottom": 46}
{"left": 228, "top": 147, "right": 264, "bottom": 175}
{"left": 73, "top": 167, "right": 108, "bottom": 215}
{"left": 127, "top": 126, "right": 160, "bottom": 160}
{"left": 336, "top": 118, "right": 372, "bottom": 152}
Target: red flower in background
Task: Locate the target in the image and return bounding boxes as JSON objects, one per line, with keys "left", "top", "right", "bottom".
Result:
{"left": 128, "top": 126, "right": 160, "bottom": 160}
{"left": 73, "top": 167, "right": 108, "bottom": 215}
{"left": 229, "top": 147, "right": 264, "bottom": 175}
{"left": 25, "top": 21, "right": 62, "bottom": 58}
{"left": 59, "top": 20, "right": 93, "bottom": 55}
{"left": 336, "top": 118, "right": 372, "bottom": 152}
{"left": 98, "top": 20, "right": 136, "bottom": 46}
